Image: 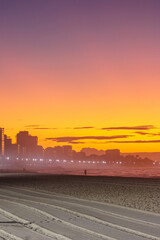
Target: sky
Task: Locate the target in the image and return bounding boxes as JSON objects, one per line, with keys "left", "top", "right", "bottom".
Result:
{"left": 1, "top": 0, "right": 160, "bottom": 152}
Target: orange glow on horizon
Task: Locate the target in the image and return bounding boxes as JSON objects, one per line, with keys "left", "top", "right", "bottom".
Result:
{"left": 1, "top": 1, "right": 160, "bottom": 153}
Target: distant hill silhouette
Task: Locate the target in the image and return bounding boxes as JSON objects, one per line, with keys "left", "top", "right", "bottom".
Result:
{"left": 81, "top": 148, "right": 105, "bottom": 156}
{"left": 122, "top": 152, "right": 160, "bottom": 161}
{"left": 81, "top": 148, "right": 160, "bottom": 161}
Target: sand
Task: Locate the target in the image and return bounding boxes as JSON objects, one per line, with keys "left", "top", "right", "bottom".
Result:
{"left": 0, "top": 174, "right": 160, "bottom": 214}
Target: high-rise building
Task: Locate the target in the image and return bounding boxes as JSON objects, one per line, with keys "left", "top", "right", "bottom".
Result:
{"left": 4, "top": 135, "right": 12, "bottom": 156}
{"left": 4, "top": 135, "right": 18, "bottom": 157}
{"left": 105, "top": 149, "right": 120, "bottom": 160}
{"left": 63, "top": 145, "right": 72, "bottom": 159}
{"left": 53, "top": 146, "right": 64, "bottom": 159}
{"left": 16, "top": 131, "right": 38, "bottom": 157}
{"left": 0, "top": 128, "right": 4, "bottom": 156}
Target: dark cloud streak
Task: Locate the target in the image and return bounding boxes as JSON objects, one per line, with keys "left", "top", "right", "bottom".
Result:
{"left": 108, "top": 140, "right": 160, "bottom": 143}
{"left": 135, "top": 131, "right": 160, "bottom": 136}
{"left": 135, "top": 131, "right": 149, "bottom": 135}
{"left": 73, "top": 126, "right": 94, "bottom": 129}
{"left": 25, "top": 125, "right": 57, "bottom": 130}
{"left": 101, "top": 125, "right": 155, "bottom": 131}
{"left": 33, "top": 128, "right": 57, "bottom": 130}
{"left": 46, "top": 135, "right": 132, "bottom": 143}
{"left": 25, "top": 125, "right": 40, "bottom": 128}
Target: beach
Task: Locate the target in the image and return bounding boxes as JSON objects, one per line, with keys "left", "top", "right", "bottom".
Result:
{"left": 0, "top": 174, "right": 160, "bottom": 214}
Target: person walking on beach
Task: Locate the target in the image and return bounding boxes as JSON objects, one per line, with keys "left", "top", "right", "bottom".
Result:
{"left": 84, "top": 169, "right": 87, "bottom": 175}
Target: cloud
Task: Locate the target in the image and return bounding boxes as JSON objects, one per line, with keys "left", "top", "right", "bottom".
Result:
{"left": 46, "top": 135, "right": 132, "bottom": 143}
{"left": 73, "top": 126, "right": 94, "bottom": 129}
{"left": 135, "top": 131, "right": 149, "bottom": 135}
{"left": 25, "top": 125, "right": 40, "bottom": 128}
{"left": 101, "top": 125, "right": 155, "bottom": 131}
{"left": 33, "top": 127, "right": 57, "bottom": 130}
{"left": 149, "top": 133, "right": 160, "bottom": 136}
{"left": 107, "top": 140, "right": 160, "bottom": 143}
{"left": 25, "top": 125, "right": 57, "bottom": 130}
{"left": 135, "top": 131, "right": 160, "bottom": 136}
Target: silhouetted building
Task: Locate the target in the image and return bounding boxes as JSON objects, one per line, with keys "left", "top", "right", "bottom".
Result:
{"left": 4, "top": 135, "right": 12, "bottom": 156}
{"left": 72, "top": 151, "right": 86, "bottom": 160}
{"left": 53, "top": 146, "right": 64, "bottom": 159}
{"left": 0, "top": 128, "right": 4, "bottom": 156}
{"left": 81, "top": 148, "right": 105, "bottom": 156}
{"left": 11, "top": 144, "right": 18, "bottom": 157}
{"left": 16, "top": 131, "right": 38, "bottom": 157}
{"left": 44, "top": 147, "right": 55, "bottom": 159}
{"left": 36, "top": 145, "right": 44, "bottom": 158}
{"left": 63, "top": 145, "right": 72, "bottom": 159}
{"left": 105, "top": 149, "right": 121, "bottom": 160}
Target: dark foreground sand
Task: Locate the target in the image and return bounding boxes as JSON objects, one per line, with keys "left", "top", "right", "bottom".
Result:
{"left": 0, "top": 173, "right": 160, "bottom": 214}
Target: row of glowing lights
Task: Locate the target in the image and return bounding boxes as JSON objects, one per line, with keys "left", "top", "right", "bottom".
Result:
{"left": 3, "top": 157, "right": 119, "bottom": 164}
{"left": 5, "top": 157, "right": 108, "bottom": 164}
{"left": 4, "top": 157, "right": 160, "bottom": 165}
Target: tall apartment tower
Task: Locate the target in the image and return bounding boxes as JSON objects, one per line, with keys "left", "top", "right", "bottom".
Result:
{"left": 0, "top": 128, "right": 4, "bottom": 156}
{"left": 16, "top": 131, "right": 38, "bottom": 157}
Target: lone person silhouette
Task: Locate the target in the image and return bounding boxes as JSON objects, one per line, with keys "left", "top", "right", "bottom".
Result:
{"left": 84, "top": 169, "right": 87, "bottom": 175}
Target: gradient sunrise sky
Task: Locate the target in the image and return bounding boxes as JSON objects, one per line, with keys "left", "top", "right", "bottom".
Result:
{"left": 1, "top": 0, "right": 160, "bottom": 152}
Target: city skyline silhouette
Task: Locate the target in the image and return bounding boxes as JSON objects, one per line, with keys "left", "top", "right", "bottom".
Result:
{"left": 1, "top": 127, "right": 160, "bottom": 163}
